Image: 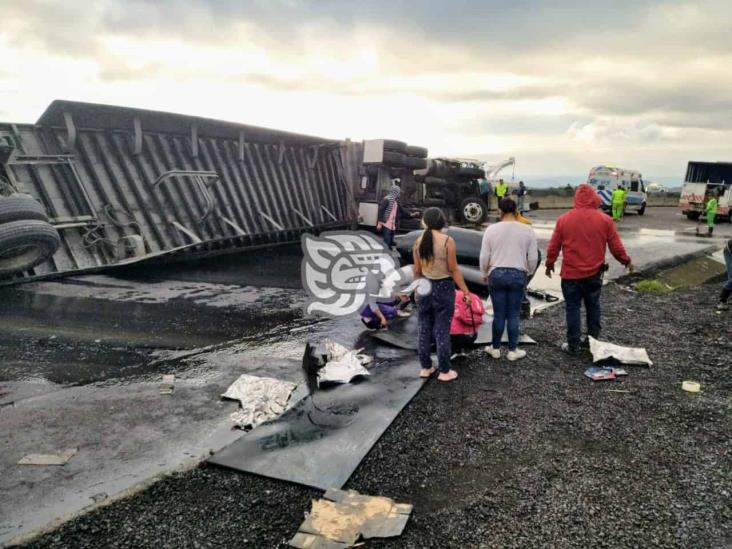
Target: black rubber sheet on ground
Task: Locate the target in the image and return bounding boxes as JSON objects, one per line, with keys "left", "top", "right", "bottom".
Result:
{"left": 369, "top": 313, "right": 535, "bottom": 350}
{"left": 208, "top": 357, "right": 424, "bottom": 490}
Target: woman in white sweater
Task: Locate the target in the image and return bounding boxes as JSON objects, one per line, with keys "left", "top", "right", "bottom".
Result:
{"left": 479, "top": 198, "right": 538, "bottom": 361}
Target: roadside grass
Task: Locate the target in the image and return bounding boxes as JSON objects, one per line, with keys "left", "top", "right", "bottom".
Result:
{"left": 635, "top": 279, "right": 672, "bottom": 293}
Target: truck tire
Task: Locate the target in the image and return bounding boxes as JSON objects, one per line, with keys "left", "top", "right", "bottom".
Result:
{"left": 382, "top": 140, "right": 407, "bottom": 153}
{"left": 455, "top": 166, "right": 485, "bottom": 179}
{"left": 424, "top": 176, "right": 447, "bottom": 185}
{"left": 686, "top": 211, "right": 701, "bottom": 221}
{"left": 0, "top": 220, "right": 60, "bottom": 276}
{"left": 638, "top": 203, "right": 646, "bottom": 216}
{"left": 0, "top": 194, "right": 49, "bottom": 224}
{"left": 460, "top": 197, "right": 488, "bottom": 224}
{"left": 405, "top": 156, "right": 428, "bottom": 170}
{"left": 382, "top": 151, "right": 406, "bottom": 166}
{"left": 405, "top": 145, "right": 428, "bottom": 158}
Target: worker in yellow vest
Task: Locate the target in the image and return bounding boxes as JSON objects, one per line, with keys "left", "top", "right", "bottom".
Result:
{"left": 495, "top": 179, "right": 509, "bottom": 205}
{"left": 611, "top": 186, "right": 626, "bottom": 222}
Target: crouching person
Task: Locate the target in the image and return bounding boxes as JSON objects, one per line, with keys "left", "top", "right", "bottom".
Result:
{"left": 360, "top": 265, "right": 414, "bottom": 329}
{"left": 450, "top": 289, "right": 485, "bottom": 359}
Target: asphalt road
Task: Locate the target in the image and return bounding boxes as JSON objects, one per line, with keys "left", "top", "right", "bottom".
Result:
{"left": 20, "top": 284, "right": 731, "bottom": 549}
{"left": 1, "top": 205, "right": 729, "bottom": 547}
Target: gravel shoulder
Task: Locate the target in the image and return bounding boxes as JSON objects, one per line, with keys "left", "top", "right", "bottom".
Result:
{"left": 22, "top": 282, "right": 731, "bottom": 549}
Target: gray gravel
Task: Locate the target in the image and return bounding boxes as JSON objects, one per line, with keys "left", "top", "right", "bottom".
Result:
{"left": 23, "top": 283, "right": 731, "bottom": 548}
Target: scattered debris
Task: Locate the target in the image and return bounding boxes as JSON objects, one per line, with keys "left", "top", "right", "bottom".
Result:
{"left": 222, "top": 374, "right": 297, "bottom": 430}
{"left": 18, "top": 448, "right": 78, "bottom": 466}
{"left": 589, "top": 336, "right": 653, "bottom": 366}
{"left": 290, "top": 489, "right": 413, "bottom": 548}
{"left": 682, "top": 381, "right": 701, "bottom": 393}
{"left": 316, "top": 341, "right": 371, "bottom": 384}
{"left": 584, "top": 367, "right": 617, "bottom": 381}
{"left": 585, "top": 366, "right": 628, "bottom": 381}
{"left": 159, "top": 374, "right": 175, "bottom": 395}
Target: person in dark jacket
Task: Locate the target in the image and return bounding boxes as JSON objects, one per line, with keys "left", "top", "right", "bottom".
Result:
{"left": 717, "top": 239, "right": 732, "bottom": 311}
{"left": 377, "top": 181, "right": 418, "bottom": 248}
{"left": 545, "top": 184, "right": 634, "bottom": 354}
{"left": 517, "top": 181, "right": 527, "bottom": 214}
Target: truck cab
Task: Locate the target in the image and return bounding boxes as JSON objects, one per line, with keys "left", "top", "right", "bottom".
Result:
{"left": 679, "top": 161, "right": 731, "bottom": 222}
{"left": 588, "top": 165, "right": 647, "bottom": 215}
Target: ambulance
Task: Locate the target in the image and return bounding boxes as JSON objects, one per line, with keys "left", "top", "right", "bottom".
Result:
{"left": 587, "top": 166, "right": 647, "bottom": 215}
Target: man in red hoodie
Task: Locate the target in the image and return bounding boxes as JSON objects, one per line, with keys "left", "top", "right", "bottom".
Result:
{"left": 545, "top": 184, "right": 634, "bottom": 354}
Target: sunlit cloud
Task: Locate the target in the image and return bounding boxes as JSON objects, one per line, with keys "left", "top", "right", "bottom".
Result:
{"left": 1, "top": 0, "right": 731, "bottom": 180}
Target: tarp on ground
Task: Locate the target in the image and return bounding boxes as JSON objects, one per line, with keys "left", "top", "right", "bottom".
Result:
{"left": 209, "top": 357, "right": 424, "bottom": 490}
{"left": 368, "top": 313, "right": 535, "bottom": 350}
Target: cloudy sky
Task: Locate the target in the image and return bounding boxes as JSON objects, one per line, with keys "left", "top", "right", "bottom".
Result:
{"left": 2, "top": 0, "right": 731, "bottom": 180}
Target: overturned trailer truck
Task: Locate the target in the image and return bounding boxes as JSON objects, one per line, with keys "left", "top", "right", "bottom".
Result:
{"left": 0, "top": 100, "right": 360, "bottom": 283}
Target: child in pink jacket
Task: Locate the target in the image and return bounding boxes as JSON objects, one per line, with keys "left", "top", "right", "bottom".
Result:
{"left": 450, "top": 290, "right": 485, "bottom": 357}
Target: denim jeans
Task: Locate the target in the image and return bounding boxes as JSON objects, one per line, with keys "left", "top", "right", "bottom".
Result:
{"left": 381, "top": 228, "right": 395, "bottom": 249}
{"left": 724, "top": 245, "right": 732, "bottom": 291}
{"left": 489, "top": 268, "right": 527, "bottom": 351}
{"left": 417, "top": 278, "right": 455, "bottom": 373}
{"left": 561, "top": 275, "right": 603, "bottom": 350}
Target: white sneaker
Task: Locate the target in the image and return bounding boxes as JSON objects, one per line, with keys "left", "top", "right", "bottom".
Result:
{"left": 485, "top": 347, "right": 501, "bottom": 359}
{"left": 507, "top": 349, "right": 527, "bottom": 362}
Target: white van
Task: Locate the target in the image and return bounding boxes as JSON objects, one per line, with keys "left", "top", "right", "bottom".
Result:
{"left": 678, "top": 161, "right": 731, "bottom": 222}
{"left": 587, "top": 166, "right": 648, "bottom": 215}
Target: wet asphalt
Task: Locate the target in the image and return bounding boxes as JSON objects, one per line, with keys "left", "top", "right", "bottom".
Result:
{"left": 20, "top": 283, "right": 731, "bottom": 549}
{"left": 2, "top": 207, "right": 731, "bottom": 547}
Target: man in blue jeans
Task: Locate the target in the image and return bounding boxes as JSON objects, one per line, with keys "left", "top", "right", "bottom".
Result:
{"left": 545, "top": 184, "right": 634, "bottom": 354}
{"left": 717, "top": 239, "right": 732, "bottom": 311}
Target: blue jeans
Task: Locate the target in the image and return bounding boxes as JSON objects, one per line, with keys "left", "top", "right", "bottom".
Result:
{"left": 381, "top": 228, "right": 395, "bottom": 249}
{"left": 489, "top": 268, "right": 527, "bottom": 351}
{"left": 561, "top": 275, "right": 603, "bottom": 350}
{"left": 417, "top": 278, "right": 455, "bottom": 373}
{"left": 724, "top": 245, "right": 732, "bottom": 291}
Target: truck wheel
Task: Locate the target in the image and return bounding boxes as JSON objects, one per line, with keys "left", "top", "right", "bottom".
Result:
{"left": 0, "top": 194, "right": 49, "bottom": 224}
{"left": 0, "top": 220, "right": 60, "bottom": 276}
{"left": 686, "top": 211, "right": 701, "bottom": 221}
{"left": 460, "top": 197, "right": 488, "bottom": 224}
{"left": 382, "top": 151, "right": 406, "bottom": 166}
{"left": 382, "top": 140, "right": 407, "bottom": 153}
{"left": 405, "top": 145, "right": 428, "bottom": 158}
{"left": 638, "top": 203, "right": 646, "bottom": 216}
{"left": 405, "top": 156, "right": 428, "bottom": 170}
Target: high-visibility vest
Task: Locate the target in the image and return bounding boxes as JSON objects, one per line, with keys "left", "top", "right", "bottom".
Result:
{"left": 611, "top": 189, "right": 625, "bottom": 204}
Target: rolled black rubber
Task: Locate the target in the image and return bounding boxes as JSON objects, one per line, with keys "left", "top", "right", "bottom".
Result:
{"left": 405, "top": 156, "right": 428, "bottom": 170}
{"left": 382, "top": 140, "right": 407, "bottom": 153}
{"left": 0, "top": 219, "right": 60, "bottom": 276}
{"left": 405, "top": 145, "right": 428, "bottom": 158}
{"left": 424, "top": 176, "right": 448, "bottom": 185}
{"left": 382, "top": 151, "right": 407, "bottom": 166}
{"left": 455, "top": 166, "right": 486, "bottom": 179}
{"left": 0, "top": 194, "right": 49, "bottom": 224}
{"left": 396, "top": 226, "right": 484, "bottom": 267}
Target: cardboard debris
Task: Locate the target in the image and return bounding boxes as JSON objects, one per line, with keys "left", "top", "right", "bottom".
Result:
{"left": 589, "top": 336, "right": 653, "bottom": 366}
{"left": 289, "top": 489, "right": 412, "bottom": 548}
{"left": 18, "top": 448, "right": 78, "bottom": 466}
{"left": 222, "top": 374, "right": 297, "bottom": 430}
{"left": 159, "top": 374, "right": 175, "bottom": 395}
